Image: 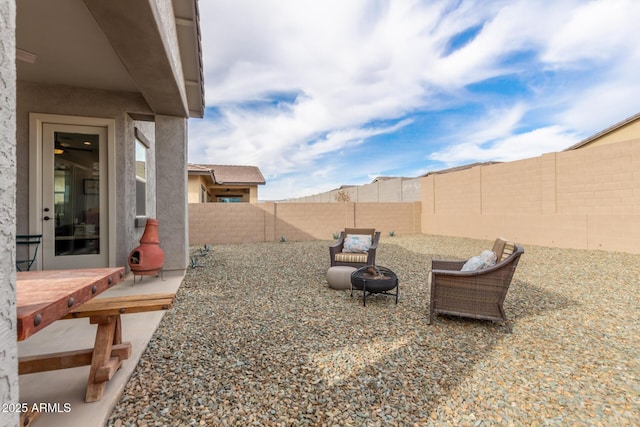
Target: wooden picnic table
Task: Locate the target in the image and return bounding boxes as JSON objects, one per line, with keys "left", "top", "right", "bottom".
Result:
{"left": 17, "top": 267, "right": 124, "bottom": 341}
{"left": 17, "top": 268, "right": 125, "bottom": 408}
{"left": 17, "top": 267, "right": 174, "bottom": 415}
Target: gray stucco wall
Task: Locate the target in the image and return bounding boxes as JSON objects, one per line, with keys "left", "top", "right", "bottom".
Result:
{"left": 0, "top": 1, "right": 19, "bottom": 425}
{"left": 17, "top": 81, "right": 190, "bottom": 272}
{"left": 155, "top": 115, "right": 189, "bottom": 270}
{"left": 122, "top": 117, "right": 158, "bottom": 264}
{"left": 16, "top": 81, "right": 157, "bottom": 268}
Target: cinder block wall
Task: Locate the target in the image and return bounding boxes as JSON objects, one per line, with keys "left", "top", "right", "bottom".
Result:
{"left": 285, "top": 177, "right": 422, "bottom": 202}
{"left": 378, "top": 180, "right": 402, "bottom": 202}
{"left": 189, "top": 203, "right": 270, "bottom": 244}
{"left": 191, "top": 140, "right": 639, "bottom": 253}
{"left": 422, "top": 139, "right": 640, "bottom": 253}
{"left": 355, "top": 203, "right": 421, "bottom": 234}
{"left": 189, "top": 202, "right": 421, "bottom": 245}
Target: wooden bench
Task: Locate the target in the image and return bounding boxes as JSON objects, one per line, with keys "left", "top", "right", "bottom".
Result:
{"left": 19, "top": 293, "right": 175, "bottom": 406}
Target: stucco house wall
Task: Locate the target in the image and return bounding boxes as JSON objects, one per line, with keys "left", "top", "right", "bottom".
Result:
{"left": 566, "top": 113, "right": 640, "bottom": 150}
{"left": 0, "top": 1, "right": 19, "bottom": 424}
{"left": 586, "top": 119, "right": 640, "bottom": 148}
{"left": 16, "top": 82, "right": 159, "bottom": 268}
{"left": 188, "top": 175, "right": 208, "bottom": 203}
{"left": 2, "top": 1, "right": 202, "bottom": 423}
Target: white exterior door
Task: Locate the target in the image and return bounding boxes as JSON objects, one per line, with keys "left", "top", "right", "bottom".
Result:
{"left": 41, "top": 123, "right": 109, "bottom": 269}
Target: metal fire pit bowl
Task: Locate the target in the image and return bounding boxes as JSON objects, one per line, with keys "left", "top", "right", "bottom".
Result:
{"left": 350, "top": 265, "right": 399, "bottom": 307}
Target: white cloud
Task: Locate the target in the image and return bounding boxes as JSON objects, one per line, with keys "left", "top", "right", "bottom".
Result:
{"left": 429, "top": 125, "right": 579, "bottom": 165}
{"left": 191, "top": 0, "right": 640, "bottom": 201}
{"left": 541, "top": 0, "right": 640, "bottom": 66}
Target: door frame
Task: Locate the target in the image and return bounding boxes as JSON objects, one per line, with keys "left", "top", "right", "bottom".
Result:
{"left": 29, "top": 113, "right": 117, "bottom": 269}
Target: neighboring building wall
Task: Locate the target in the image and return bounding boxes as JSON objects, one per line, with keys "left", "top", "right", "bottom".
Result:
{"left": 249, "top": 186, "right": 258, "bottom": 203}
{"left": 187, "top": 175, "right": 207, "bottom": 203}
{"left": 0, "top": 1, "right": 19, "bottom": 424}
{"left": 578, "top": 117, "right": 640, "bottom": 149}
{"left": 189, "top": 202, "right": 422, "bottom": 245}
{"left": 421, "top": 139, "right": 640, "bottom": 253}
{"left": 188, "top": 179, "right": 259, "bottom": 203}
{"left": 210, "top": 185, "right": 254, "bottom": 203}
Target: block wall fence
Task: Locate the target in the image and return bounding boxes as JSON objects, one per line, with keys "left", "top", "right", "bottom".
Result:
{"left": 189, "top": 138, "right": 639, "bottom": 254}
{"left": 189, "top": 202, "right": 422, "bottom": 245}
{"left": 421, "top": 138, "right": 640, "bottom": 253}
{"left": 286, "top": 177, "right": 422, "bottom": 202}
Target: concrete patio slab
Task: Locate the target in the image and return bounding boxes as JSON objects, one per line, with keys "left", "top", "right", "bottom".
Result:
{"left": 18, "top": 269, "right": 185, "bottom": 427}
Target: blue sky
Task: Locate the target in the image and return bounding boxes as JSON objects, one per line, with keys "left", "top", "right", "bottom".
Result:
{"left": 188, "top": 0, "right": 640, "bottom": 201}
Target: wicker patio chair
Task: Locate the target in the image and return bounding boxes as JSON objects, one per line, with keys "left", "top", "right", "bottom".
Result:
{"left": 428, "top": 238, "right": 524, "bottom": 324}
{"left": 329, "top": 228, "right": 381, "bottom": 268}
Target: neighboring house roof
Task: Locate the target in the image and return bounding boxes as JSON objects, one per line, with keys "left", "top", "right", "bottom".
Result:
{"left": 188, "top": 164, "right": 266, "bottom": 185}
{"left": 564, "top": 111, "right": 640, "bottom": 150}
{"left": 187, "top": 164, "right": 215, "bottom": 185}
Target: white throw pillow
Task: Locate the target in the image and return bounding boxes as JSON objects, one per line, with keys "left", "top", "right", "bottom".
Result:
{"left": 461, "top": 250, "right": 497, "bottom": 271}
{"left": 343, "top": 234, "right": 372, "bottom": 253}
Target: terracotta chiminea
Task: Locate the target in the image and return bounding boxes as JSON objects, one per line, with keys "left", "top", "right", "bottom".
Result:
{"left": 128, "top": 218, "right": 164, "bottom": 279}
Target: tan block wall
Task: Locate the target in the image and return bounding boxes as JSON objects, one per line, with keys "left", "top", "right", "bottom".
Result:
{"left": 421, "top": 138, "right": 640, "bottom": 253}
{"left": 355, "top": 203, "right": 421, "bottom": 235}
{"left": 189, "top": 203, "right": 271, "bottom": 244}
{"left": 434, "top": 166, "right": 482, "bottom": 214}
{"left": 358, "top": 183, "right": 378, "bottom": 201}
{"left": 401, "top": 178, "right": 421, "bottom": 202}
{"left": 378, "top": 180, "right": 402, "bottom": 202}
{"left": 285, "top": 177, "right": 421, "bottom": 203}
{"left": 189, "top": 202, "right": 421, "bottom": 245}
{"left": 191, "top": 139, "right": 639, "bottom": 253}
{"left": 481, "top": 157, "right": 543, "bottom": 214}
{"left": 274, "top": 203, "right": 353, "bottom": 241}
{"left": 556, "top": 141, "right": 638, "bottom": 215}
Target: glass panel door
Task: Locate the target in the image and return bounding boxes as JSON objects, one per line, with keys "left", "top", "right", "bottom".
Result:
{"left": 42, "top": 124, "right": 108, "bottom": 269}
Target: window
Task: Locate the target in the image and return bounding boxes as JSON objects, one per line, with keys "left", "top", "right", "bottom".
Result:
{"left": 134, "top": 128, "right": 149, "bottom": 217}
{"left": 217, "top": 197, "right": 243, "bottom": 203}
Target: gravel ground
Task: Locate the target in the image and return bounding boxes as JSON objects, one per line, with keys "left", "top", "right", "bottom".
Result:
{"left": 107, "top": 235, "right": 640, "bottom": 426}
